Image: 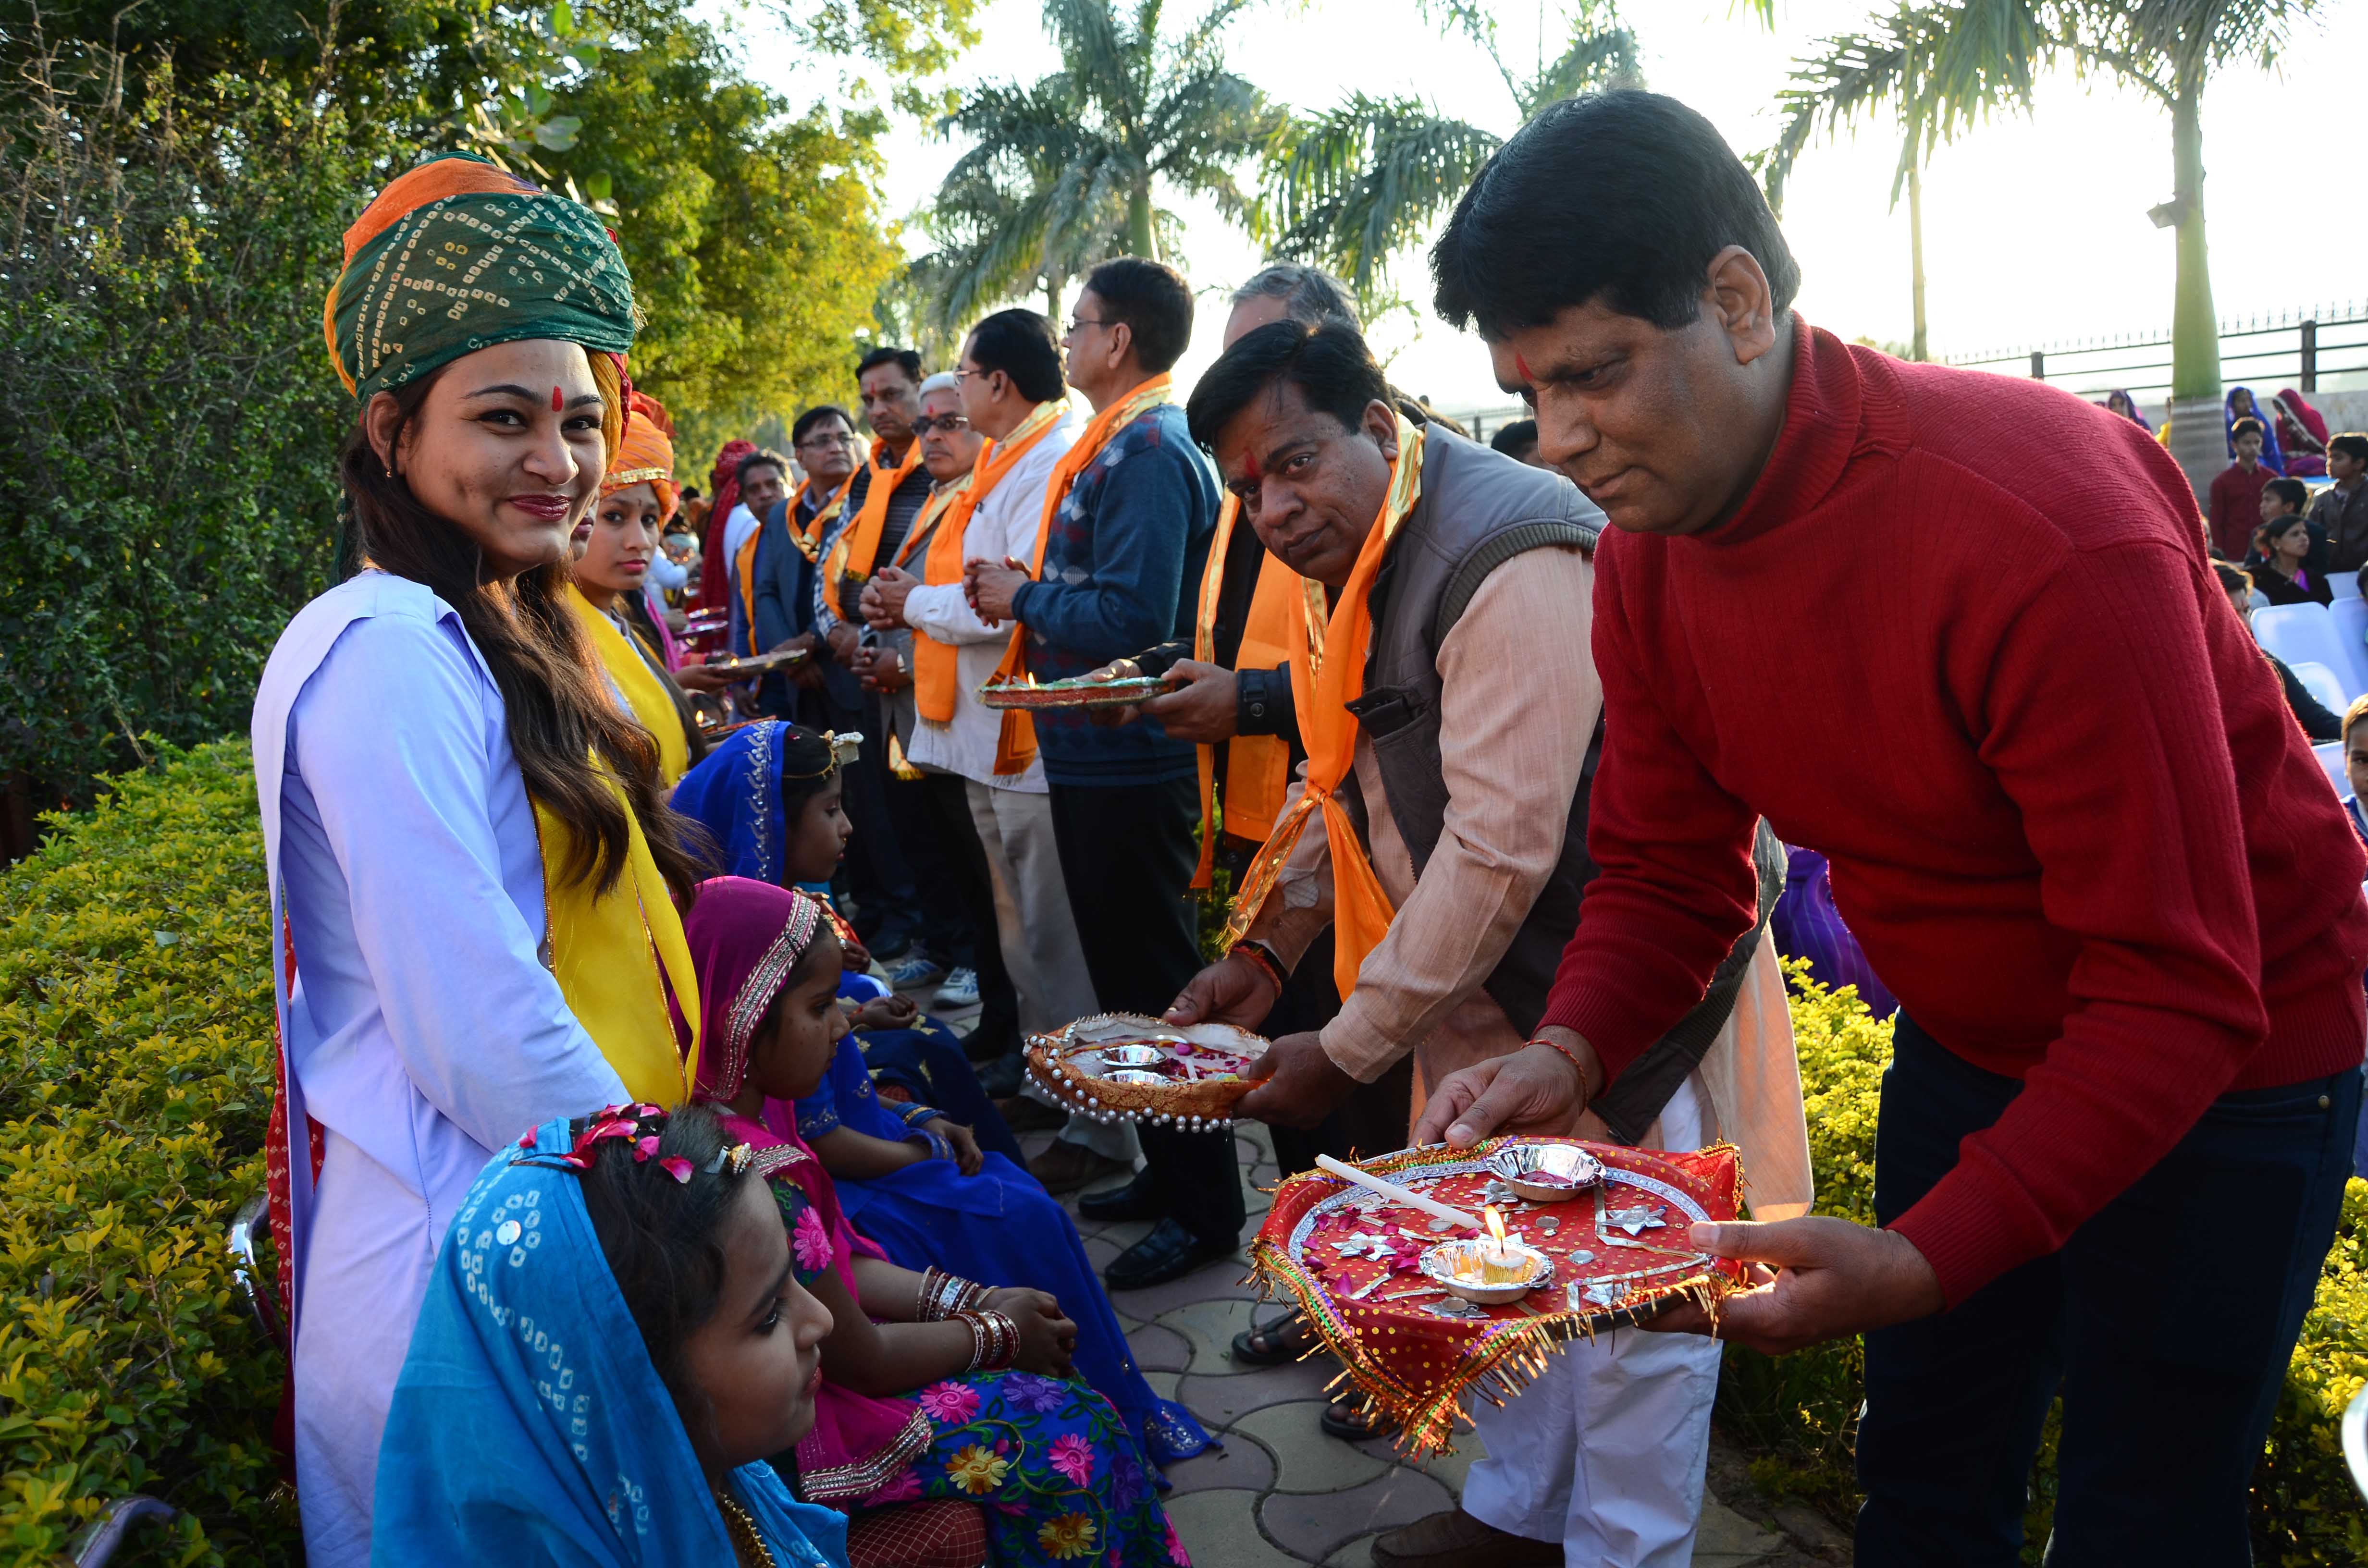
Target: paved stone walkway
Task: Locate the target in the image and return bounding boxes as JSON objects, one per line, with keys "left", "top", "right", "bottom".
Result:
{"left": 1017, "top": 1117, "right": 1831, "bottom": 1568}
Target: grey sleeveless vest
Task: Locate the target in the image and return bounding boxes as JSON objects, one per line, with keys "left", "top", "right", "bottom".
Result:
{"left": 1339, "top": 429, "right": 1783, "bottom": 1142}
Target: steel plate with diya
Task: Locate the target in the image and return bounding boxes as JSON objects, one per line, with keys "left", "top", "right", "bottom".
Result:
{"left": 1485, "top": 1141, "right": 1607, "bottom": 1203}
{"left": 1420, "top": 1206, "right": 1555, "bottom": 1305}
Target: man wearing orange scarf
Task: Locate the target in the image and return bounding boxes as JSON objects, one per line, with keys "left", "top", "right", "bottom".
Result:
{"left": 863, "top": 311, "right": 1140, "bottom": 1184}
{"left": 1169, "top": 318, "right": 1808, "bottom": 1568}
{"left": 963, "top": 259, "right": 1232, "bottom": 1288}
{"left": 812, "top": 347, "right": 931, "bottom": 964}
{"left": 750, "top": 403, "right": 860, "bottom": 720}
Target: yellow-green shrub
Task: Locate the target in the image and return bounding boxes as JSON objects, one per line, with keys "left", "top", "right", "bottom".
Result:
{"left": 1730, "top": 962, "right": 2368, "bottom": 1562}
{"left": 0, "top": 740, "right": 293, "bottom": 1565}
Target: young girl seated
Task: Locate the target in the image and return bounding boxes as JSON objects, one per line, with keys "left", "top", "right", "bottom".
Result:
{"left": 675, "top": 729, "right": 1214, "bottom": 1470}
{"left": 675, "top": 722, "right": 1020, "bottom": 1157}
{"left": 373, "top": 1103, "right": 849, "bottom": 1567}
{"left": 677, "top": 877, "right": 1189, "bottom": 1565}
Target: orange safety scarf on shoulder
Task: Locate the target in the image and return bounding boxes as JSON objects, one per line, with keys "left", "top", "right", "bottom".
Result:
{"left": 790, "top": 473, "right": 856, "bottom": 564}
{"left": 987, "top": 375, "right": 1174, "bottom": 774}
{"left": 1219, "top": 416, "right": 1426, "bottom": 1000}
{"left": 914, "top": 399, "right": 1069, "bottom": 725}
{"left": 825, "top": 438, "right": 925, "bottom": 618}
{"left": 733, "top": 520, "right": 762, "bottom": 655}
{"left": 1190, "top": 494, "right": 1301, "bottom": 888}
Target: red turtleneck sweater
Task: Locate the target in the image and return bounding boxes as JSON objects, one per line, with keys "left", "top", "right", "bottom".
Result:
{"left": 1543, "top": 322, "right": 2368, "bottom": 1306}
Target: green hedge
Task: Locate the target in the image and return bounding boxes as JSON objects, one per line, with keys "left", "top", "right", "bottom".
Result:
{"left": 1720, "top": 963, "right": 2368, "bottom": 1563}
{"left": 0, "top": 741, "right": 292, "bottom": 1565}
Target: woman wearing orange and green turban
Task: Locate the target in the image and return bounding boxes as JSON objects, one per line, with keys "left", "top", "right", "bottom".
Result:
{"left": 567, "top": 388, "right": 709, "bottom": 785}
{"left": 251, "top": 152, "right": 706, "bottom": 1565}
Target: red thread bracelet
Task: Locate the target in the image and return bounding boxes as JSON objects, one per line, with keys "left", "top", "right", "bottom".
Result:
{"left": 1526, "top": 1034, "right": 1596, "bottom": 1100}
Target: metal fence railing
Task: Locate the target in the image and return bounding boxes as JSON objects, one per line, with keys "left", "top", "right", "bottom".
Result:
{"left": 1942, "top": 305, "right": 2368, "bottom": 401}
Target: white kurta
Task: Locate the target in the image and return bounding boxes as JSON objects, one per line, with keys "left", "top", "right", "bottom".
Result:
{"left": 252, "top": 572, "right": 628, "bottom": 1566}
{"left": 901, "top": 405, "right": 1080, "bottom": 791}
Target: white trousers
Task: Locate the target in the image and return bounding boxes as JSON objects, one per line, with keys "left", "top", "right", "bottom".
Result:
{"left": 292, "top": 1127, "right": 456, "bottom": 1567}
{"left": 963, "top": 779, "right": 1138, "bottom": 1165}
{"left": 1460, "top": 1078, "right": 1722, "bottom": 1567}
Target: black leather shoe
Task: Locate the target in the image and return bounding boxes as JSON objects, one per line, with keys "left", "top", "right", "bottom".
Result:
{"left": 977, "top": 1052, "right": 1026, "bottom": 1098}
{"left": 1078, "top": 1176, "right": 1160, "bottom": 1223}
{"left": 1104, "top": 1218, "right": 1234, "bottom": 1291}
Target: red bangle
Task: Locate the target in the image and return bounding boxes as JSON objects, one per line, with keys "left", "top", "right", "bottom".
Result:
{"left": 1230, "top": 941, "right": 1286, "bottom": 995}
{"left": 1526, "top": 1034, "right": 1595, "bottom": 1099}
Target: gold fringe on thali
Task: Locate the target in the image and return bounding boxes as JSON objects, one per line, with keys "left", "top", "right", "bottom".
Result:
{"left": 1243, "top": 1138, "right": 1748, "bottom": 1457}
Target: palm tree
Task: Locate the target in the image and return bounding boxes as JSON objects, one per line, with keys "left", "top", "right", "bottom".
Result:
{"left": 922, "top": 0, "right": 1283, "bottom": 323}
{"left": 1813, "top": 0, "right": 2317, "bottom": 490}
{"left": 1755, "top": 5, "right": 2024, "bottom": 363}
{"left": 1257, "top": 0, "right": 1640, "bottom": 306}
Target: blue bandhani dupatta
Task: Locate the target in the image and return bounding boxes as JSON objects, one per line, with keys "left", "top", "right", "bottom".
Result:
{"left": 372, "top": 1116, "right": 851, "bottom": 1568}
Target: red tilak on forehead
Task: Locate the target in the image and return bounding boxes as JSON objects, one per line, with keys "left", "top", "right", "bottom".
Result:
{"left": 551, "top": 386, "right": 564, "bottom": 412}
{"left": 1242, "top": 452, "right": 1263, "bottom": 483}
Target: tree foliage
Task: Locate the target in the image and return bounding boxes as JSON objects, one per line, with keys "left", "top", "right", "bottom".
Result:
{"left": 1257, "top": 0, "right": 1638, "bottom": 306}
{"left": 910, "top": 0, "right": 1282, "bottom": 337}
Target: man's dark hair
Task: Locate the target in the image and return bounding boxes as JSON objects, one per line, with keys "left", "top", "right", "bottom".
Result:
{"left": 856, "top": 346, "right": 924, "bottom": 384}
{"left": 1082, "top": 257, "right": 1195, "bottom": 373}
{"left": 2232, "top": 417, "right": 2265, "bottom": 442}
{"left": 1431, "top": 92, "right": 1801, "bottom": 338}
{"left": 790, "top": 405, "right": 854, "bottom": 447}
{"left": 1186, "top": 319, "right": 1394, "bottom": 454}
{"left": 1490, "top": 418, "right": 1539, "bottom": 456}
{"left": 2211, "top": 559, "right": 2249, "bottom": 596}
{"left": 2267, "top": 477, "right": 2310, "bottom": 514}
{"left": 736, "top": 447, "right": 790, "bottom": 489}
{"left": 2332, "top": 433, "right": 2368, "bottom": 465}
{"left": 575, "top": 1103, "right": 753, "bottom": 1453}
{"left": 680, "top": 484, "right": 702, "bottom": 501}
{"left": 966, "top": 309, "right": 1066, "bottom": 403}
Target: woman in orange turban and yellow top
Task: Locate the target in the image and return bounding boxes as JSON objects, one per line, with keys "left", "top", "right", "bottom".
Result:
{"left": 567, "top": 388, "right": 709, "bottom": 786}
{"left": 252, "top": 151, "right": 706, "bottom": 1564}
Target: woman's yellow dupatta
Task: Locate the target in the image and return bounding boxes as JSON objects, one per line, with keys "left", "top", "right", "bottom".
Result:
{"left": 534, "top": 786, "right": 703, "bottom": 1108}
{"left": 1219, "top": 416, "right": 1426, "bottom": 1000}
{"left": 566, "top": 583, "right": 690, "bottom": 786}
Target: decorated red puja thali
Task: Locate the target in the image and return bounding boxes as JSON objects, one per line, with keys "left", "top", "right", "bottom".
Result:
{"left": 1247, "top": 1136, "right": 1748, "bottom": 1453}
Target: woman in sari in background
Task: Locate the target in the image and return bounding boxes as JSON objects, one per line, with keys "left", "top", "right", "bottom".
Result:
{"left": 677, "top": 878, "right": 1189, "bottom": 1566}
{"left": 2103, "top": 389, "right": 2151, "bottom": 430}
{"left": 2276, "top": 387, "right": 2331, "bottom": 477}
{"left": 257, "top": 150, "right": 706, "bottom": 1564}
{"left": 568, "top": 389, "right": 708, "bottom": 786}
{"left": 2227, "top": 385, "right": 2290, "bottom": 473}
{"left": 673, "top": 739, "right": 1215, "bottom": 1471}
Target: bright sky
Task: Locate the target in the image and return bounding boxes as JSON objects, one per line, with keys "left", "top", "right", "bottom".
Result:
{"left": 718, "top": 0, "right": 2368, "bottom": 417}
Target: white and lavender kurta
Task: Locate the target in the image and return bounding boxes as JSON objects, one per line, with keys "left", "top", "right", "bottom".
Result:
{"left": 252, "top": 571, "right": 627, "bottom": 1566}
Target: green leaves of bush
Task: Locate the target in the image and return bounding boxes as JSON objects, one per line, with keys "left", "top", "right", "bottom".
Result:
{"left": 0, "top": 742, "right": 292, "bottom": 1565}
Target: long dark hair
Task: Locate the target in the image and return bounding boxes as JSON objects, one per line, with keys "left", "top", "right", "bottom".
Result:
{"left": 340, "top": 368, "right": 703, "bottom": 902}
{"left": 573, "top": 1104, "right": 749, "bottom": 1453}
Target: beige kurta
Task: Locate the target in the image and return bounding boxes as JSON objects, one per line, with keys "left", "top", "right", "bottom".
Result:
{"left": 1246, "top": 543, "right": 1812, "bottom": 1216}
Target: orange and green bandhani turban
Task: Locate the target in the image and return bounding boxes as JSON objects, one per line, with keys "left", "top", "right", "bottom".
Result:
{"left": 601, "top": 390, "right": 680, "bottom": 521}
{"left": 324, "top": 152, "right": 637, "bottom": 408}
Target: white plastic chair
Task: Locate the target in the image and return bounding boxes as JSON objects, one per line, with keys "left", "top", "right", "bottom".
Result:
{"left": 2330, "top": 571, "right": 2361, "bottom": 603}
{"left": 2315, "top": 743, "right": 2351, "bottom": 796}
{"left": 2256, "top": 604, "right": 2368, "bottom": 702}
{"left": 2331, "top": 597, "right": 2368, "bottom": 691}
{"left": 2290, "top": 661, "right": 2351, "bottom": 719}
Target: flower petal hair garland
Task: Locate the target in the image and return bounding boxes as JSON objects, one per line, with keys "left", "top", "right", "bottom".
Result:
{"left": 513, "top": 1104, "right": 752, "bottom": 1181}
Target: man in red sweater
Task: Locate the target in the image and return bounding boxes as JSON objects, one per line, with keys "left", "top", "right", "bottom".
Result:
{"left": 1418, "top": 93, "right": 2368, "bottom": 1564}
{"left": 2208, "top": 416, "right": 2277, "bottom": 559}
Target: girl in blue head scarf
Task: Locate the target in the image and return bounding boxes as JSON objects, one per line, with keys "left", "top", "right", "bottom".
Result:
{"left": 2227, "top": 386, "right": 2289, "bottom": 474}
{"left": 372, "top": 1104, "right": 851, "bottom": 1568}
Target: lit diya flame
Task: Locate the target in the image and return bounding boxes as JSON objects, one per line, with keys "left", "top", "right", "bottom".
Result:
{"left": 1455, "top": 1205, "right": 1529, "bottom": 1286}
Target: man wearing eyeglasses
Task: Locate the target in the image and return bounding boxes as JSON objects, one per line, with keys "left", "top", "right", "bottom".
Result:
{"left": 752, "top": 404, "right": 861, "bottom": 718}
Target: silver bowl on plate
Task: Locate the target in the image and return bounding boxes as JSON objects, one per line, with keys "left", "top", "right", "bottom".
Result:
{"left": 1092, "top": 1044, "right": 1172, "bottom": 1070}
{"left": 1101, "top": 1069, "right": 1172, "bottom": 1088}
{"left": 1484, "top": 1142, "right": 1606, "bottom": 1203}
{"left": 1418, "top": 1237, "right": 1555, "bottom": 1305}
